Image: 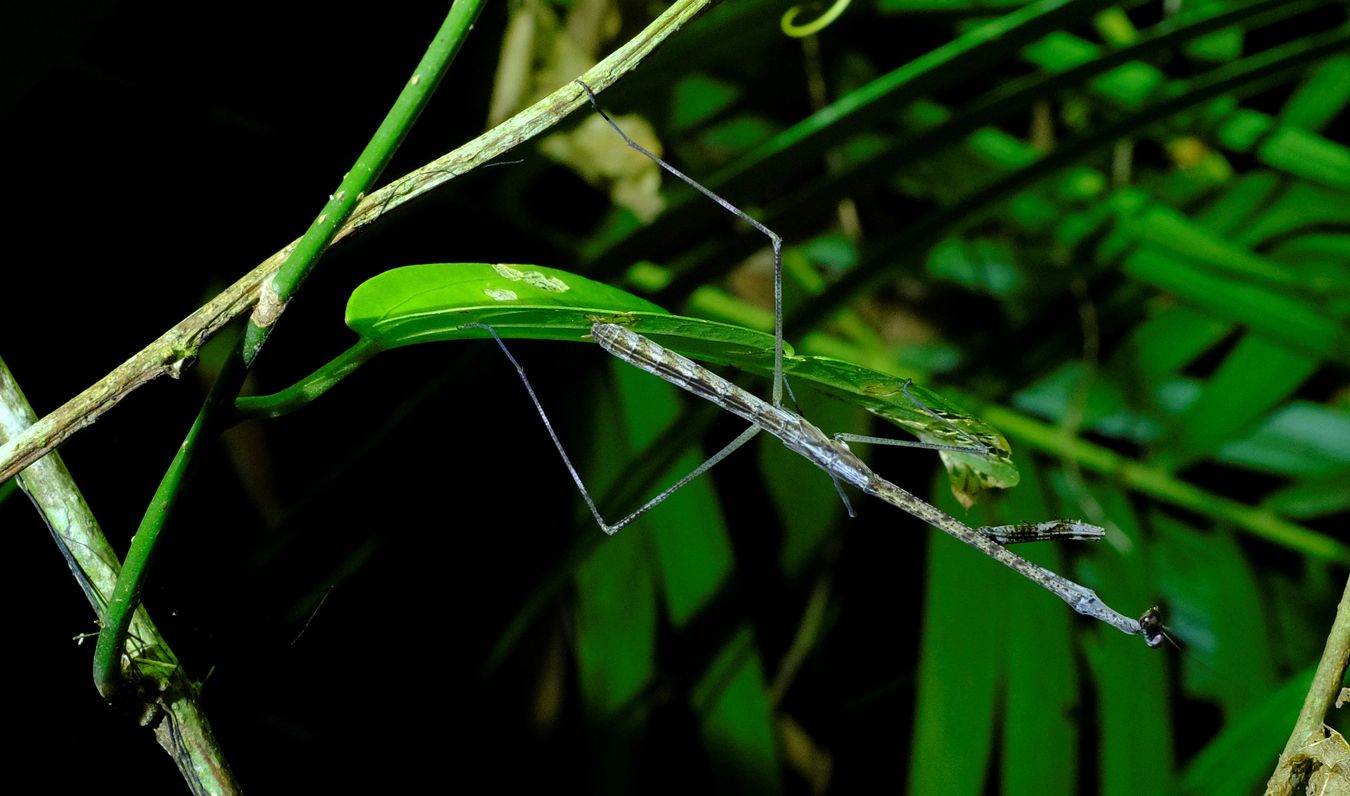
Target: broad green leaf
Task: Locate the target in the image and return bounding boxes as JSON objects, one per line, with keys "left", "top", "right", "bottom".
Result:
{"left": 1215, "top": 401, "right": 1350, "bottom": 478}
{"left": 571, "top": 375, "right": 662, "bottom": 790}
{"left": 1179, "top": 666, "right": 1316, "bottom": 795}
{"left": 346, "top": 262, "right": 667, "bottom": 345}
{"left": 1156, "top": 332, "right": 1318, "bottom": 470}
{"left": 1269, "top": 234, "right": 1350, "bottom": 296}
{"left": 762, "top": 394, "right": 857, "bottom": 580}
{"left": 1123, "top": 247, "right": 1350, "bottom": 367}
{"left": 1107, "top": 303, "right": 1232, "bottom": 387}
{"left": 1281, "top": 53, "right": 1350, "bottom": 131}
{"left": 996, "top": 454, "right": 1079, "bottom": 796}
{"left": 613, "top": 361, "right": 774, "bottom": 795}
{"left": 1262, "top": 475, "right": 1350, "bottom": 519}
{"left": 1195, "top": 171, "right": 1280, "bottom": 235}
{"left": 1012, "top": 362, "right": 1141, "bottom": 433}
{"left": 574, "top": 434, "right": 658, "bottom": 720}
{"left": 1070, "top": 485, "right": 1174, "bottom": 796}
{"left": 1151, "top": 513, "right": 1276, "bottom": 718}
{"left": 1185, "top": 26, "right": 1242, "bottom": 64}
{"left": 670, "top": 73, "right": 741, "bottom": 133}
{"left": 698, "top": 114, "right": 780, "bottom": 159}
{"left": 1115, "top": 198, "right": 1303, "bottom": 288}
{"left": 1233, "top": 181, "right": 1350, "bottom": 250}
{"left": 690, "top": 627, "right": 782, "bottom": 794}
{"left": 613, "top": 361, "right": 733, "bottom": 628}
{"left": 1214, "top": 108, "right": 1350, "bottom": 191}
{"left": 908, "top": 477, "right": 1009, "bottom": 796}
{"left": 926, "top": 236, "right": 1027, "bottom": 300}
{"left": 347, "top": 263, "right": 1021, "bottom": 495}
{"left": 1257, "top": 124, "right": 1350, "bottom": 192}
{"left": 1086, "top": 628, "right": 1175, "bottom": 796}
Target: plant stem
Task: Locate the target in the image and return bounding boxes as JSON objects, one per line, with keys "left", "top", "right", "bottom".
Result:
{"left": 0, "top": 0, "right": 720, "bottom": 486}
{"left": 0, "top": 356, "right": 239, "bottom": 793}
{"left": 91, "top": 0, "right": 487, "bottom": 701}
{"left": 1265, "top": 575, "right": 1350, "bottom": 794}
{"left": 242, "top": 0, "right": 487, "bottom": 362}
{"left": 235, "top": 340, "right": 382, "bottom": 419}
{"left": 91, "top": 326, "right": 247, "bottom": 700}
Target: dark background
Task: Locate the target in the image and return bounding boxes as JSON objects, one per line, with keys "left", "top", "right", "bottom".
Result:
{"left": 3, "top": 1, "right": 1346, "bottom": 793}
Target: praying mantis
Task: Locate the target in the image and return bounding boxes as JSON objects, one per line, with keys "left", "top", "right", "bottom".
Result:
{"left": 446, "top": 81, "right": 1162, "bottom": 646}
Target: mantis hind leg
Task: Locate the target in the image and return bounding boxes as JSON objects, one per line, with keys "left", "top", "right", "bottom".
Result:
{"left": 460, "top": 322, "right": 760, "bottom": 536}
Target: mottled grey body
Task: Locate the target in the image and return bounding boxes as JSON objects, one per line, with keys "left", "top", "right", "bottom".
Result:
{"left": 481, "top": 81, "right": 1162, "bottom": 646}
{"left": 591, "top": 322, "right": 872, "bottom": 490}
{"left": 590, "top": 320, "right": 1156, "bottom": 644}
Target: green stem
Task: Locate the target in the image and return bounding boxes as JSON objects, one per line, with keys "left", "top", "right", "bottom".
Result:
{"left": 1266, "top": 574, "right": 1350, "bottom": 793}
{"left": 94, "top": 0, "right": 486, "bottom": 701}
{"left": 93, "top": 327, "right": 248, "bottom": 699}
{"left": 242, "top": 0, "right": 488, "bottom": 362}
{"left": 235, "top": 340, "right": 382, "bottom": 419}
{"left": 0, "top": 356, "right": 239, "bottom": 790}
{"left": 0, "top": 0, "right": 717, "bottom": 486}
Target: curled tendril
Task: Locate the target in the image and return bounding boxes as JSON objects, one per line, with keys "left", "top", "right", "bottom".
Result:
{"left": 780, "top": 0, "right": 853, "bottom": 38}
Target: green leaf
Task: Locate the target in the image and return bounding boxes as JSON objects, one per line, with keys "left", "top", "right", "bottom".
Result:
{"left": 1232, "top": 181, "right": 1350, "bottom": 251}
{"left": 1070, "top": 485, "right": 1174, "bottom": 795}
{"left": 1195, "top": 171, "right": 1281, "bottom": 236}
{"left": 1115, "top": 197, "right": 1304, "bottom": 288}
{"left": 1085, "top": 628, "right": 1176, "bottom": 795}
{"left": 347, "top": 263, "right": 1022, "bottom": 495}
{"left": 1123, "top": 247, "right": 1350, "bottom": 367}
{"left": 908, "top": 477, "right": 1009, "bottom": 795}
{"left": 1262, "top": 475, "right": 1350, "bottom": 519}
{"left": 574, "top": 435, "right": 658, "bottom": 720}
{"left": 1107, "top": 303, "right": 1232, "bottom": 388}
{"left": 613, "top": 361, "right": 733, "bottom": 628}
{"left": 1156, "top": 333, "right": 1318, "bottom": 470}
{"left": 1179, "top": 666, "right": 1316, "bottom": 795}
{"left": 762, "top": 394, "right": 856, "bottom": 580}
{"left": 996, "top": 454, "right": 1080, "bottom": 796}
{"left": 670, "top": 73, "right": 741, "bottom": 133}
{"left": 1281, "top": 53, "right": 1350, "bottom": 131}
{"left": 1215, "top": 401, "right": 1350, "bottom": 478}
{"left": 690, "top": 627, "right": 782, "bottom": 794}
{"left": 926, "top": 236, "right": 1027, "bottom": 300}
{"left": 1151, "top": 513, "right": 1276, "bottom": 718}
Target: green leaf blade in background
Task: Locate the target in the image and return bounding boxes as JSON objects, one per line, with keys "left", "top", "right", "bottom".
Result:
{"left": 505, "top": 2, "right": 1350, "bottom": 791}
{"left": 1156, "top": 333, "right": 1319, "bottom": 470}
{"left": 691, "top": 627, "right": 783, "bottom": 794}
{"left": 1068, "top": 484, "right": 1175, "bottom": 795}
{"left": 994, "top": 453, "right": 1081, "bottom": 796}
{"left": 907, "top": 475, "right": 1012, "bottom": 796}
{"left": 1178, "top": 667, "right": 1317, "bottom": 795}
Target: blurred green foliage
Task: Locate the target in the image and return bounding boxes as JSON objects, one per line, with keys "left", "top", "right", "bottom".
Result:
{"left": 468, "top": 0, "right": 1350, "bottom": 792}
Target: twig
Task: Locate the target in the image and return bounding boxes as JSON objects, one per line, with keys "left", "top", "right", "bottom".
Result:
{"left": 0, "top": 0, "right": 719, "bottom": 486}
{"left": 0, "top": 356, "right": 239, "bottom": 794}
{"left": 1265, "top": 574, "right": 1350, "bottom": 795}
{"left": 91, "top": 0, "right": 488, "bottom": 703}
